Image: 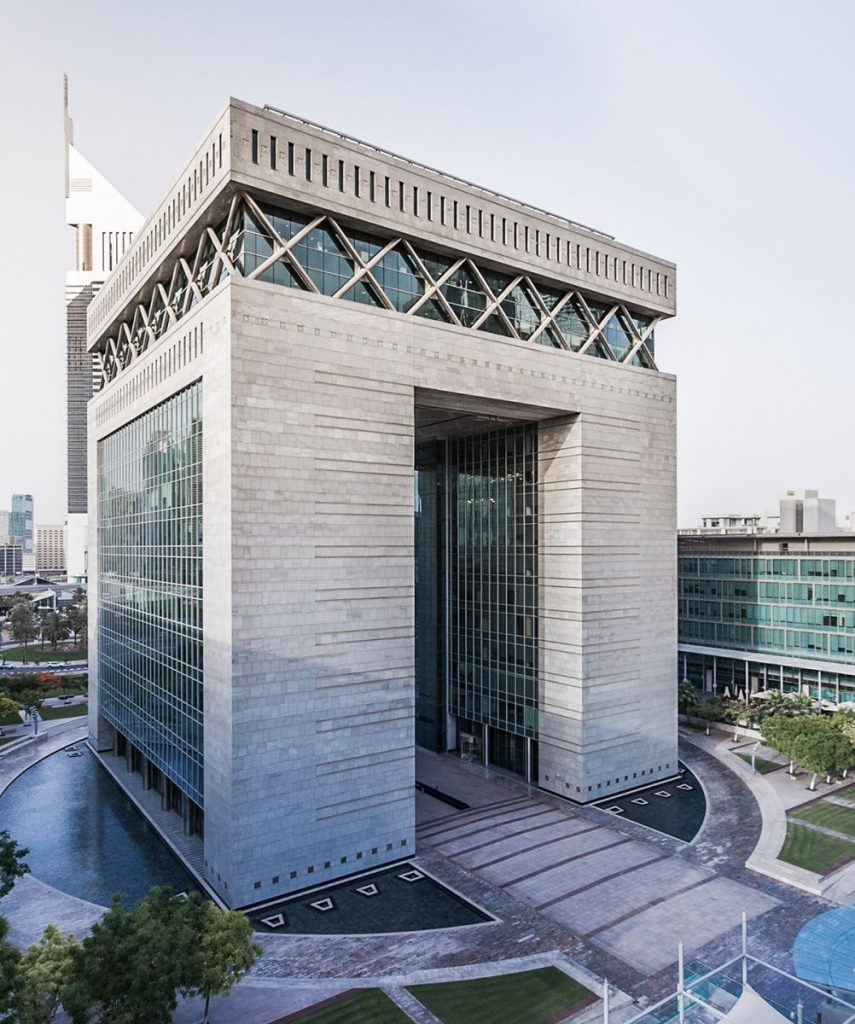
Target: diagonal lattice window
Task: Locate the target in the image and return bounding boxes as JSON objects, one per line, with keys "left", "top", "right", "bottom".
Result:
{"left": 500, "top": 282, "right": 543, "bottom": 341}
{"left": 97, "top": 191, "right": 662, "bottom": 384}
{"left": 601, "top": 310, "right": 635, "bottom": 361}
{"left": 373, "top": 247, "right": 426, "bottom": 313}
{"left": 440, "top": 263, "right": 490, "bottom": 327}
{"left": 290, "top": 224, "right": 356, "bottom": 296}
{"left": 551, "top": 296, "right": 591, "bottom": 351}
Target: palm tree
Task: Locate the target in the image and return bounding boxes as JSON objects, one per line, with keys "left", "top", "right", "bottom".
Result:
{"left": 40, "top": 611, "right": 69, "bottom": 651}
{"left": 65, "top": 602, "right": 87, "bottom": 647}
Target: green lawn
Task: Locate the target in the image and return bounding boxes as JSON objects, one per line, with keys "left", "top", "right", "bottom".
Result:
{"left": 38, "top": 703, "right": 87, "bottom": 721}
{"left": 736, "top": 753, "right": 782, "bottom": 774}
{"left": 778, "top": 822, "right": 855, "bottom": 873}
{"left": 1, "top": 646, "right": 87, "bottom": 663}
{"left": 0, "top": 736, "right": 19, "bottom": 747}
{"left": 408, "top": 968, "right": 593, "bottom": 1024}
{"left": 790, "top": 800, "right": 855, "bottom": 839}
{"left": 289, "top": 989, "right": 409, "bottom": 1023}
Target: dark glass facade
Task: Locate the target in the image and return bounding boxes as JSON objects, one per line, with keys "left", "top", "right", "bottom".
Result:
{"left": 414, "top": 425, "right": 539, "bottom": 774}
{"left": 97, "top": 382, "right": 204, "bottom": 805}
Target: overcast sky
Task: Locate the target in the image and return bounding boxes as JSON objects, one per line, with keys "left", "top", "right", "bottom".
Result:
{"left": 2, "top": 0, "right": 853, "bottom": 528}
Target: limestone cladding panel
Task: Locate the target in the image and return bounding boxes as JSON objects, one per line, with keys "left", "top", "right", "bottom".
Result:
{"left": 227, "top": 283, "right": 416, "bottom": 905}
{"left": 228, "top": 276, "right": 675, "bottom": 838}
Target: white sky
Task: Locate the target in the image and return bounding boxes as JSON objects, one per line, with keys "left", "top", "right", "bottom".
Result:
{"left": 2, "top": 0, "right": 853, "bottom": 527}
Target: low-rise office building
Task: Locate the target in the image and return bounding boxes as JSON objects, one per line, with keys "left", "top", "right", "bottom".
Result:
{"left": 36, "top": 525, "right": 67, "bottom": 578}
{"left": 679, "top": 494, "right": 855, "bottom": 704}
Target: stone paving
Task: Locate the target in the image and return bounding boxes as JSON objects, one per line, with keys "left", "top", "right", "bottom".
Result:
{"left": 0, "top": 727, "right": 844, "bottom": 1021}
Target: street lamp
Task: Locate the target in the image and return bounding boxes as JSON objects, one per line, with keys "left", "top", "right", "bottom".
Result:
{"left": 751, "top": 741, "right": 760, "bottom": 775}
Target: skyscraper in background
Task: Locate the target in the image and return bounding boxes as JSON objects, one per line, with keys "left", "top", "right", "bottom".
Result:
{"left": 64, "top": 76, "right": 142, "bottom": 582}
{"left": 9, "top": 494, "right": 34, "bottom": 572}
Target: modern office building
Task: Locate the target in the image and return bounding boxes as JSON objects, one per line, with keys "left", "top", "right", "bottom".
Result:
{"left": 679, "top": 493, "right": 855, "bottom": 704}
{"left": 87, "top": 99, "right": 678, "bottom": 907}
{"left": 0, "top": 511, "right": 9, "bottom": 545}
{"left": 36, "top": 525, "right": 67, "bottom": 578}
{"left": 0, "top": 546, "right": 22, "bottom": 580}
{"left": 64, "top": 76, "right": 142, "bottom": 583}
{"left": 9, "top": 495, "right": 34, "bottom": 573}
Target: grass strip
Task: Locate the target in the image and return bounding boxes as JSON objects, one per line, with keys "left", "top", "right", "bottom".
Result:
{"left": 409, "top": 967, "right": 593, "bottom": 1024}
{"left": 778, "top": 821, "right": 855, "bottom": 873}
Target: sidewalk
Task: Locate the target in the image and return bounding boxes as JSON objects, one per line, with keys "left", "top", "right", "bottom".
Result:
{"left": 680, "top": 726, "right": 855, "bottom": 902}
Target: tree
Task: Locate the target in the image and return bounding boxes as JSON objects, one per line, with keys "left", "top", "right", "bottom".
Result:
{"left": 0, "top": 831, "right": 29, "bottom": 899}
{"left": 63, "top": 888, "right": 200, "bottom": 1024}
{"left": 12, "top": 924, "right": 78, "bottom": 1024}
{"left": 10, "top": 606, "right": 37, "bottom": 651}
{"left": 65, "top": 603, "right": 87, "bottom": 648}
{"left": 35, "top": 673, "right": 62, "bottom": 695}
{"left": 40, "top": 613, "right": 69, "bottom": 652}
{"left": 790, "top": 718, "right": 853, "bottom": 791}
{"left": 695, "top": 700, "right": 722, "bottom": 735}
{"left": 185, "top": 902, "right": 261, "bottom": 1023}
{"left": 762, "top": 714, "right": 803, "bottom": 774}
{"left": 678, "top": 678, "right": 700, "bottom": 716}
{"left": 0, "top": 695, "right": 21, "bottom": 723}
{"left": 0, "top": 915, "right": 22, "bottom": 1020}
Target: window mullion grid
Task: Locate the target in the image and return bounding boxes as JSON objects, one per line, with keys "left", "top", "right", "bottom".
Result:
{"left": 624, "top": 317, "right": 659, "bottom": 369}
{"left": 325, "top": 222, "right": 396, "bottom": 310}
{"left": 575, "top": 295, "right": 614, "bottom": 358}
{"left": 336, "top": 237, "right": 400, "bottom": 310}
{"left": 166, "top": 261, "right": 188, "bottom": 320}
{"left": 396, "top": 241, "right": 442, "bottom": 315}
{"left": 536, "top": 289, "right": 575, "bottom": 351}
{"left": 469, "top": 269, "right": 519, "bottom": 332}
{"left": 178, "top": 256, "right": 204, "bottom": 307}
{"left": 406, "top": 255, "right": 465, "bottom": 325}
{"left": 133, "top": 305, "right": 154, "bottom": 355}
{"left": 520, "top": 276, "right": 556, "bottom": 346}
{"left": 188, "top": 233, "right": 211, "bottom": 299}
{"left": 156, "top": 282, "right": 175, "bottom": 329}
{"left": 205, "top": 226, "right": 237, "bottom": 280}
{"left": 247, "top": 211, "right": 326, "bottom": 292}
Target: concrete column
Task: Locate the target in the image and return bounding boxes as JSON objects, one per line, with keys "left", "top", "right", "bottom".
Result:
{"left": 524, "top": 737, "right": 532, "bottom": 783}
{"left": 142, "top": 757, "right": 152, "bottom": 791}
{"left": 182, "top": 794, "right": 193, "bottom": 836}
{"left": 482, "top": 723, "right": 489, "bottom": 767}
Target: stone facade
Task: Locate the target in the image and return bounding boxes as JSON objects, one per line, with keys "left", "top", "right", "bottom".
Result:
{"left": 88, "top": 99, "right": 677, "bottom": 908}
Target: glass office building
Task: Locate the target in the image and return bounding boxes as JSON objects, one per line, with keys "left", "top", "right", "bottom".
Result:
{"left": 679, "top": 536, "right": 855, "bottom": 704}
{"left": 97, "top": 382, "right": 204, "bottom": 822}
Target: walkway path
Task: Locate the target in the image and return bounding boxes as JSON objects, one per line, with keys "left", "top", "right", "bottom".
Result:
{"left": 0, "top": 728, "right": 844, "bottom": 1021}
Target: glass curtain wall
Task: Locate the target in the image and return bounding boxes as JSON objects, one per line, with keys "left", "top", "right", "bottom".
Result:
{"left": 448, "top": 425, "right": 538, "bottom": 773}
{"left": 97, "top": 381, "right": 203, "bottom": 805}
{"left": 414, "top": 423, "right": 539, "bottom": 775}
{"left": 414, "top": 442, "right": 445, "bottom": 751}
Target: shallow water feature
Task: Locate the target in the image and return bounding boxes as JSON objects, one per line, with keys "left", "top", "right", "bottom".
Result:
{"left": 249, "top": 862, "right": 492, "bottom": 935}
{"left": 595, "top": 762, "right": 706, "bottom": 841}
{"left": 0, "top": 746, "right": 197, "bottom": 906}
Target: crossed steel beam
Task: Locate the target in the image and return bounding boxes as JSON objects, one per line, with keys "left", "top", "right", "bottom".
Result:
{"left": 97, "top": 191, "right": 660, "bottom": 386}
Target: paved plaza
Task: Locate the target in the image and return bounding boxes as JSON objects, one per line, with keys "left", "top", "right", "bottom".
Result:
{"left": 0, "top": 727, "right": 845, "bottom": 1021}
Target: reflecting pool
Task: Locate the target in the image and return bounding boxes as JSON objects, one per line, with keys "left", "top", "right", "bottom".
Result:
{"left": 0, "top": 746, "right": 197, "bottom": 906}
